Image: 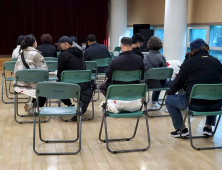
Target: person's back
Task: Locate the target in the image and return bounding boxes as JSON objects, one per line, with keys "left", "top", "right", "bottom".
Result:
{"left": 14, "top": 35, "right": 47, "bottom": 88}
{"left": 37, "top": 34, "right": 57, "bottom": 57}
{"left": 57, "top": 47, "right": 85, "bottom": 81}
{"left": 84, "top": 34, "right": 110, "bottom": 73}
{"left": 37, "top": 43, "right": 57, "bottom": 57}
{"left": 173, "top": 49, "right": 222, "bottom": 105}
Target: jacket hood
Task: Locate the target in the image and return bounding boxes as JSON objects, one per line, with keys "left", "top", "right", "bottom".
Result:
{"left": 66, "top": 47, "right": 83, "bottom": 57}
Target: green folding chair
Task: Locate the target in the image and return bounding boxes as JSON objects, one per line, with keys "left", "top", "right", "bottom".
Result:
{"left": 99, "top": 84, "right": 151, "bottom": 154}
{"left": 14, "top": 69, "right": 51, "bottom": 124}
{"left": 61, "top": 70, "right": 94, "bottom": 121}
{"left": 11, "top": 58, "right": 18, "bottom": 61}
{"left": 33, "top": 82, "right": 82, "bottom": 155}
{"left": 145, "top": 67, "right": 173, "bottom": 117}
{"left": 113, "top": 46, "right": 121, "bottom": 57}
{"left": 45, "top": 61, "right": 58, "bottom": 81}
{"left": 44, "top": 57, "right": 58, "bottom": 61}
{"left": 2, "top": 61, "right": 30, "bottom": 104}
{"left": 181, "top": 84, "right": 222, "bottom": 150}
{"left": 85, "top": 61, "right": 100, "bottom": 101}
{"left": 111, "top": 70, "right": 142, "bottom": 84}
{"left": 57, "top": 52, "right": 60, "bottom": 58}
{"left": 92, "top": 58, "right": 110, "bottom": 76}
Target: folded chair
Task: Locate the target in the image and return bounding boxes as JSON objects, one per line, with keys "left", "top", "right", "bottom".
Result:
{"left": 14, "top": 69, "right": 51, "bottom": 124}
{"left": 181, "top": 84, "right": 222, "bottom": 150}
{"left": 144, "top": 67, "right": 173, "bottom": 117}
{"left": 44, "top": 57, "right": 58, "bottom": 61}
{"left": 33, "top": 82, "right": 82, "bottom": 155}
{"left": 99, "top": 84, "right": 151, "bottom": 154}
{"left": 85, "top": 61, "right": 99, "bottom": 101}
{"left": 61, "top": 70, "right": 94, "bottom": 121}
{"left": 2, "top": 61, "right": 29, "bottom": 104}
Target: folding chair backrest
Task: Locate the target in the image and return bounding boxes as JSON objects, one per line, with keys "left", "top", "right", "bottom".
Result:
{"left": 45, "top": 61, "right": 58, "bottom": 72}
{"left": 112, "top": 70, "right": 142, "bottom": 82}
{"left": 11, "top": 58, "right": 18, "bottom": 61}
{"left": 15, "top": 69, "right": 49, "bottom": 83}
{"left": 113, "top": 46, "right": 121, "bottom": 52}
{"left": 85, "top": 61, "right": 97, "bottom": 71}
{"left": 36, "top": 82, "right": 80, "bottom": 99}
{"left": 190, "top": 84, "right": 222, "bottom": 101}
{"left": 145, "top": 67, "right": 173, "bottom": 80}
{"left": 61, "top": 70, "right": 92, "bottom": 84}
{"left": 109, "top": 52, "right": 114, "bottom": 57}
{"left": 3, "top": 61, "right": 16, "bottom": 72}
{"left": 44, "top": 57, "right": 58, "bottom": 61}
{"left": 92, "top": 58, "right": 110, "bottom": 67}
{"left": 106, "top": 84, "right": 147, "bottom": 101}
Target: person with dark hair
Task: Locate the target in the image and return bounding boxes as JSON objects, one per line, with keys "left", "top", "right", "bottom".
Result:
{"left": 37, "top": 34, "right": 57, "bottom": 58}
{"left": 70, "top": 36, "right": 82, "bottom": 50}
{"left": 84, "top": 34, "right": 110, "bottom": 73}
{"left": 55, "top": 36, "right": 93, "bottom": 121}
{"left": 12, "top": 35, "right": 25, "bottom": 58}
{"left": 99, "top": 37, "right": 144, "bottom": 96}
{"left": 14, "top": 34, "right": 48, "bottom": 114}
{"left": 144, "top": 36, "right": 167, "bottom": 110}
{"left": 166, "top": 38, "right": 222, "bottom": 138}
{"left": 132, "top": 33, "right": 145, "bottom": 60}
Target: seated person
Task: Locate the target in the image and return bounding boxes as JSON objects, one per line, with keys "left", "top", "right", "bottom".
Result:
{"left": 37, "top": 34, "right": 57, "bottom": 58}
{"left": 144, "top": 36, "right": 167, "bottom": 109}
{"left": 84, "top": 34, "right": 110, "bottom": 73}
{"left": 132, "top": 33, "right": 145, "bottom": 60}
{"left": 99, "top": 37, "right": 144, "bottom": 96}
{"left": 166, "top": 38, "right": 222, "bottom": 138}
{"left": 12, "top": 35, "right": 25, "bottom": 58}
{"left": 56, "top": 36, "right": 93, "bottom": 121}
{"left": 70, "top": 36, "right": 82, "bottom": 50}
{"left": 14, "top": 34, "right": 48, "bottom": 114}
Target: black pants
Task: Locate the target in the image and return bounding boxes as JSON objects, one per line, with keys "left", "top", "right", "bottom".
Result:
{"left": 32, "top": 97, "right": 46, "bottom": 107}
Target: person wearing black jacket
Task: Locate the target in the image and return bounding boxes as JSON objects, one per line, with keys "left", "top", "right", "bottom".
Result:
{"left": 132, "top": 33, "right": 145, "bottom": 60}
{"left": 99, "top": 37, "right": 145, "bottom": 96}
{"left": 166, "top": 38, "right": 222, "bottom": 138}
{"left": 84, "top": 34, "right": 110, "bottom": 73}
{"left": 56, "top": 36, "right": 93, "bottom": 121}
{"left": 37, "top": 34, "right": 57, "bottom": 58}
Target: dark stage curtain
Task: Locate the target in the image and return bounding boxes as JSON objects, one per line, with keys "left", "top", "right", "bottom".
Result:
{"left": 0, "top": 0, "right": 109, "bottom": 54}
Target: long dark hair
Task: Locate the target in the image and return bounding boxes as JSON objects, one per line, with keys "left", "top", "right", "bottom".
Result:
{"left": 19, "top": 34, "right": 36, "bottom": 54}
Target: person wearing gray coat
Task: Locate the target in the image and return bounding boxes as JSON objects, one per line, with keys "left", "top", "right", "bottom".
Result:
{"left": 144, "top": 36, "right": 167, "bottom": 109}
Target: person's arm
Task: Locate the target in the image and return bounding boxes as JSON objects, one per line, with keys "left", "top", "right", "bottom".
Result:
{"left": 161, "top": 56, "right": 167, "bottom": 67}
{"left": 57, "top": 54, "right": 65, "bottom": 81}
{"left": 107, "top": 49, "right": 111, "bottom": 58}
{"left": 141, "top": 61, "right": 145, "bottom": 80}
{"left": 54, "top": 46, "right": 57, "bottom": 58}
{"left": 167, "top": 62, "right": 188, "bottom": 95}
{"left": 106, "top": 60, "right": 115, "bottom": 79}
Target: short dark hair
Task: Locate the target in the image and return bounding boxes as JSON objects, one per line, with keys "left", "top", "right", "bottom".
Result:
{"left": 132, "top": 33, "right": 145, "bottom": 44}
{"left": 86, "top": 34, "right": 96, "bottom": 42}
{"left": 17, "top": 35, "right": 25, "bottom": 45}
{"left": 121, "top": 37, "right": 133, "bottom": 46}
{"left": 147, "top": 36, "right": 162, "bottom": 50}
{"left": 40, "top": 34, "right": 53, "bottom": 44}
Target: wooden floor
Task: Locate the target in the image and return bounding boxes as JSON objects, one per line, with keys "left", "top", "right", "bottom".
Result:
{"left": 1, "top": 70, "right": 222, "bottom": 170}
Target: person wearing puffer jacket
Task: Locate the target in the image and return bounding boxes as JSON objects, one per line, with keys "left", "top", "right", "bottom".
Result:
{"left": 14, "top": 34, "right": 48, "bottom": 115}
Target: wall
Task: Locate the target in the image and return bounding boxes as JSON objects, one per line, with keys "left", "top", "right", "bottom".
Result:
{"left": 127, "top": 0, "right": 222, "bottom": 26}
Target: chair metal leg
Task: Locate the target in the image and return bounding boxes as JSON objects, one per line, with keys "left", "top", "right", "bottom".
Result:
{"left": 147, "top": 92, "right": 170, "bottom": 118}
{"left": 2, "top": 78, "right": 30, "bottom": 104}
{"left": 99, "top": 115, "right": 140, "bottom": 143}
{"left": 100, "top": 113, "right": 151, "bottom": 154}
{"left": 181, "top": 109, "right": 222, "bottom": 150}
{"left": 33, "top": 115, "right": 82, "bottom": 155}
{"left": 14, "top": 92, "right": 51, "bottom": 124}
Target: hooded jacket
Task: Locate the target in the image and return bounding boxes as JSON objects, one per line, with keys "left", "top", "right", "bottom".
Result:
{"left": 57, "top": 47, "right": 85, "bottom": 81}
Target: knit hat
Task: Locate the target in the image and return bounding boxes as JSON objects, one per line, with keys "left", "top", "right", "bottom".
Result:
{"left": 190, "top": 38, "right": 206, "bottom": 50}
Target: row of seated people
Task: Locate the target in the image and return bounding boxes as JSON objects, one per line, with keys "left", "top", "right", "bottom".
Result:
{"left": 12, "top": 34, "right": 222, "bottom": 139}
